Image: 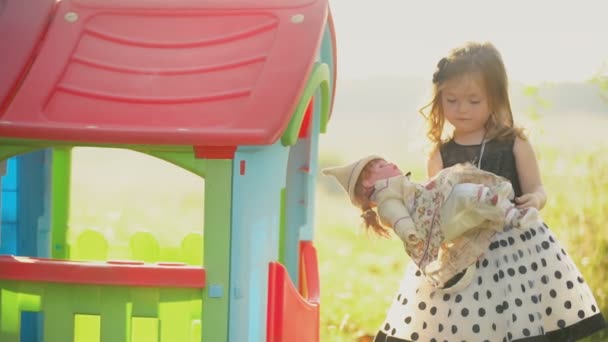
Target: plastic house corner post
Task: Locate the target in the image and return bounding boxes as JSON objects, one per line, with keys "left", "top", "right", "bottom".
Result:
{"left": 228, "top": 143, "right": 290, "bottom": 342}
{"left": 0, "top": 149, "right": 63, "bottom": 258}
{"left": 0, "top": 149, "right": 61, "bottom": 342}
{"left": 282, "top": 35, "right": 334, "bottom": 283}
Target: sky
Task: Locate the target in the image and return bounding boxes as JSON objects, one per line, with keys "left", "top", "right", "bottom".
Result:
{"left": 328, "top": 0, "right": 608, "bottom": 84}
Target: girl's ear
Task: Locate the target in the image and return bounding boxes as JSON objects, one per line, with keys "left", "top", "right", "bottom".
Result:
{"left": 361, "top": 177, "right": 374, "bottom": 188}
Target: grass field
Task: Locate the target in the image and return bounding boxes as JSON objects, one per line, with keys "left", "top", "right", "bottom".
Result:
{"left": 68, "top": 115, "right": 608, "bottom": 341}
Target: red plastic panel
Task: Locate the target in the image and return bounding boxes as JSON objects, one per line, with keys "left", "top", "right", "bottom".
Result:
{"left": 0, "top": 0, "right": 56, "bottom": 110}
{"left": 193, "top": 145, "right": 237, "bottom": 159}
{"left": 298, "top": 241, "right": 320, "bottom": 303}
{"left": 298, "top": 98, "right": 313, "bottom": 139}
{"left": 0, "top": 255, "right": 205, "bottom": 288}
{"left": 0, "top": 0, "right": 329, "bottom": 146}
{"left": 266, "top": 253, "right": 319, "bottom": 341}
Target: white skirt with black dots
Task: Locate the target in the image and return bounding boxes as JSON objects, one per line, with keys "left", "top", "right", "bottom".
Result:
{"left": 373, "top": 222, "right": 606, "bottom": 342}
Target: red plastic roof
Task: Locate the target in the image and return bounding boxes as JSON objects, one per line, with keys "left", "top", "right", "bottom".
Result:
{"left": 0, "top": 0, "right": 328, "bottom": 146}
{"left": 0, "top": 0, "right": 56, "bottom": 110}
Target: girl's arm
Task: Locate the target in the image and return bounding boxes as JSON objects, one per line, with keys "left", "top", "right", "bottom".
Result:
{"left": 513, "top": 136, "right": 547, "bottom": 210}
{"left": 427, "top": 146, "right": 443, "bottom": 178}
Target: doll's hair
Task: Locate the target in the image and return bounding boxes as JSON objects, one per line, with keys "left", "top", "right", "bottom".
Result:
{"left": 353, "top": 159, "right": 391, "bottom": 238}
{"left": 419, "top": 41, "right": 526, "bottom": 148}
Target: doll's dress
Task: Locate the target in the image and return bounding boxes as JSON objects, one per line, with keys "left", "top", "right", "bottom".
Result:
{"left": 374, "top": 163, "right": 540, "bottom": 293}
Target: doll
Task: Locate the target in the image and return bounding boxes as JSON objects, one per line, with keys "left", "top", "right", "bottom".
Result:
{"left": 323, "top": 156, "right": 538, "bottom": 290}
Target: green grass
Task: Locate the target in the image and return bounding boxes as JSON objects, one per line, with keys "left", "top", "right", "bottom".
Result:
{"left": 66, "top": 120, "right": 608, "bottom": 341}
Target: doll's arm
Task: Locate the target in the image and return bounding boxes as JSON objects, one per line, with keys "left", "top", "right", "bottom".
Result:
{"left": 374, "top": 177, "right": 421, "bottom": 241}
{"left": 377, "top": 198, "right": 417, "bottom": 240}
{"left": 377, "top": 197, "right": 428, "bottom": 268}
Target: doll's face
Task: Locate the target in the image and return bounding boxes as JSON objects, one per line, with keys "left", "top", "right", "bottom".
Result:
{"left": 362, "top": 159, "right": 403, "bottom": 187}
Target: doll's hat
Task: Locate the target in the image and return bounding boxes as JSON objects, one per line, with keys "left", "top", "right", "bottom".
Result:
{"left": 321, "top": 155, "right": 383, "bottom": 206}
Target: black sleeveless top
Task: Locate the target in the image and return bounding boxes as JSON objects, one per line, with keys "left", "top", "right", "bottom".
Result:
{"left": 439, "top": 138, "right": 523, "bottom": 197}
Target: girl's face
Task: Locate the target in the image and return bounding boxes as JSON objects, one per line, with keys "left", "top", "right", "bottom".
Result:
{"left": 440, "top": 73, "right": 491, "bottom": 138}
{"left": 362, "top": 159, "right": 403, "bottom": 188}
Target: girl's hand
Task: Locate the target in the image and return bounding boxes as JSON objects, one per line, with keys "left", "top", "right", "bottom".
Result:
{"left": 515, "top": 193, "right": 541, "bottom": 210}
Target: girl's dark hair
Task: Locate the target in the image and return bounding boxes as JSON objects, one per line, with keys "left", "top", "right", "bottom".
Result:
{"left": 420, "top": 41, "right": 526, "bottom": 148}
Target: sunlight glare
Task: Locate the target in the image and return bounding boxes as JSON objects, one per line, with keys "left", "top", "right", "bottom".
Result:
{"left": 329, "top": 0, "right": 608, "bottom": 83}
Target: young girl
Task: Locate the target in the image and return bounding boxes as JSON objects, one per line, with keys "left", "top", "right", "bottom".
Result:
{"left": 372, "top": 41, "right": 606, "bottom": 341}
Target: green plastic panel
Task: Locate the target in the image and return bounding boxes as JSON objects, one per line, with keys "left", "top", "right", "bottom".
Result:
{"left": 201, "top": 159, "right": 232, "bottom": 342}
{"left": 281, "top": 62, "right": 331, "bottom": 146}
{"left": 136, "top": 150, "right": 207, "bottom": 178}
{"left": 278, "top": 187, "right": 287, "bottom": 265}
{"left": 0, "top": 281, "right": 202, "bottom": 342}
{"left": 50, "top": 148, "right": 72, "bottom": 259}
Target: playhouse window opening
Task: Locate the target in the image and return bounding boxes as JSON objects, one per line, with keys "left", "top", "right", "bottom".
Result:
{"left": 68, "top": 147, "right": 205, "bottom": 264}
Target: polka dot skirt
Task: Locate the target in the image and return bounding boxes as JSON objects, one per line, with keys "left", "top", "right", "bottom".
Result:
{"left": 374, "top": 222, "right": 606, "bottom": 341}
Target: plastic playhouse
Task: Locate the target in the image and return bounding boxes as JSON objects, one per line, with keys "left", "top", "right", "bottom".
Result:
{"left": 0, "top": 0, "right": 337, "bottom": 341}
